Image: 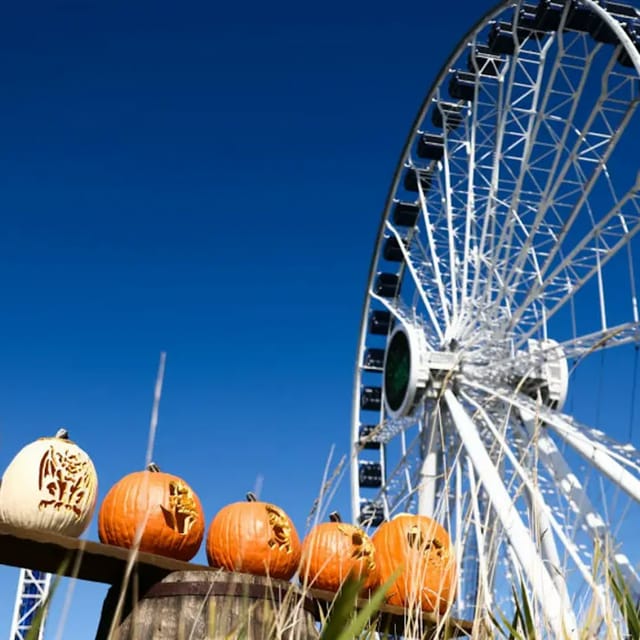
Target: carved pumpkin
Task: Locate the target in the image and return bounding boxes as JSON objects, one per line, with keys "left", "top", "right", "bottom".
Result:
{"left": 0, "top": 428, "right": 98, "bottom": 537}
{"left": 300, "top": 511, "right": 378, "bottom": 592}
{"left": 372, "top": 513, "right": 456, "bottom": 613}
{"left": 98, "top": 462, "right": 204, "bottom": 561}
{"left": 206, "top": 492, "right": 301, "bottom": 580}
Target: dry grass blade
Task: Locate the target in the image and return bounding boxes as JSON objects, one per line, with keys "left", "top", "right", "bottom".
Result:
{"left": 106, "top": 351, "right": 167, "bottom": 638}
{"left": 306, "top": 447, "right": 346, "bottom": 531}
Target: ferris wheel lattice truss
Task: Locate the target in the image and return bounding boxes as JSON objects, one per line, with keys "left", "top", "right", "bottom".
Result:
{"left": 10, "top": 569, "right": 51, "bottom": 640}
{"left": 350, "top": 1, "right": 640, "bottom": 636}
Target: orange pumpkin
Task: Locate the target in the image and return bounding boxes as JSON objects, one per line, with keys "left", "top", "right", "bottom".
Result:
{"left": 98, "top": 462, "right": 204, "bottom": 561}
{"left": 372, "top": 513, "right": 456, "bottom": 614}
{"left": 206, "top": 492, "right": 301, "bottom": 580}
{"left": 300, "top": 511, "right": 378, "bottom": 592}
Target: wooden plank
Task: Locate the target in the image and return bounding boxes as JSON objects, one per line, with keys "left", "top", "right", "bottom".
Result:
{"left": 0, "top": 522, "right": 209, "bottom": 585}
{"left": 0, "top": 523, "right": 473, "bottom": 636}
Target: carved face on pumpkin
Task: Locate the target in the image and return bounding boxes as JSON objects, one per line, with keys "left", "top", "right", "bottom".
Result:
{"left": 372, "top": 514, "right": 456, "bottom": 613}
{"left": 206, "top": 493, "right": 301, "bottom": 580}
{"left": 0, "top": 430, "right": 98, "bottom": 537}
{"left": 300, "top": 513, "right": 378, "bottom": 592}
{"left": 98, "top": 463, "right": 205, "bottom": 561}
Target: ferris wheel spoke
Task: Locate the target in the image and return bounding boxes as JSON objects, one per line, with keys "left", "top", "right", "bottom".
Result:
{"left": 488, "top": 321, "right": 640, "bottom": 376}
{"left": 513, "top": 185, "right": 640, "bottom": 346}
{"left": 471, "top": 322, "right": 640, "bottom": 400}
{"left": 494, "top": 28, "right": 600, "bottom": 304}
{"left": 384, "top": 220, "right": 446, "bottom": 343}
{"left": 444, "top": 388, "right": 578, "bottom": 637}
{"left": 475, "top": 45, "right": 521, "bottom": 308}
{"left": 368, "top": 291, "right": 439, "bottom": 350}
{"left": 467, "top": 66, "right": 504, "bottom": 306}
{"left": 511, "top": 188, "right": 640, "bottom": 346}
{"left": 553, "top": 320, "right": 640, "bottom": 362}
{"left": 457, "top": 78, "right": 478, "bottom": 320}
{"left": 436, "top": 116, "right": 461, "bottom": 324}
{"left": 490, "top": 36, "right": 555, "bottom": 289}
{"left": 477, "top": 32, "right": 560, "bottom": 309}
{"left": 522, "top": 47, "right": 631, "bottom": 269}
{"left": 504, "top": 72, "right": 640, "bottom": 334}
{"left": 416, "top": 177, "right": 452, "bottom": 330}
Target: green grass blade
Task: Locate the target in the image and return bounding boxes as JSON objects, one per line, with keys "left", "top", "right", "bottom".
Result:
{"left": 488, "top": 586, "right": 530, "bottom": 640}
{"left": 487, "top": 610, "right": 508, "bottom": 638}
{"left": 609, "top": 563, "right": 640, "bottom": 639}
{"left": 319, "top": 576, "right": 365, "bottom": 640}
{"left": 331, "top": 571, "right": 399, "bottom": 640}
{"left": 518, "top": 577, "right": 536, "bottom": 638}
{"left": 320, "top": 569, "right": 399, "bottom": 640}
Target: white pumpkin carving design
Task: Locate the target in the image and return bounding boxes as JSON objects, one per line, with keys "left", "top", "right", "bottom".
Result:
{"left": 0, "top": 428, "right": 98, "bottom": 536}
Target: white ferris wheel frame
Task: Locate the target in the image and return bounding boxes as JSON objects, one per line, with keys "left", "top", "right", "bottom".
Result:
{"left": 350, "top": 1, "right": 640, "bottom": 636}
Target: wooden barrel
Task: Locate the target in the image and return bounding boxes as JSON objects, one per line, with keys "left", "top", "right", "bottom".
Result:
{"left": 96, "top": 570, "right": 319, "bottom": 640}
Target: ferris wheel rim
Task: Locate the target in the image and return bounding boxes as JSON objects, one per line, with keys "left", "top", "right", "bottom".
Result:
{"left": 350, "top": 0, "right": 640, "bottom": 631}
{"left": 350, "top": 0, "right": 515, "bottom": 522}
{"left": 351, "top": 0, "right": 640, "bottom": 525}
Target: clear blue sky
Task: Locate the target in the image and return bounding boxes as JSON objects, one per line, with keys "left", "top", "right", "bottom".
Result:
{"left": 0, "top": 1, "right": 638, "bottom": 637}
{"left": 0, "top": 1, "right": 481, "bottom": 636}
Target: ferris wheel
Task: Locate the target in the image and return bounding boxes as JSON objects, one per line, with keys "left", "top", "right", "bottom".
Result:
{"left": 350, "top": 0, "right": 640, "bottom": 636}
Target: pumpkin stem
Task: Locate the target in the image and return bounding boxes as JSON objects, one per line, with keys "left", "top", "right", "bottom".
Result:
{"left": 147, "top": 462, "right": 161, "bottom": 472}
{"left": 329, "top": 511, "right": 342, "bottom": 523}
{"left": 246, "top": 492, "right": 258, "bottom": 502}
{"left": 55, "top": 428, "right": 70, "bottom": 439}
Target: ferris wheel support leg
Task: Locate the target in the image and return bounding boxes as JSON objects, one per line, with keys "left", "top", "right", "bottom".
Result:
{"left": 542, "top": 409, "right": 640, "bottom": 504}
{"left": 444, "top": 390, "right": 578, "bottom": 638}
{"left": 519, "top": 408, "right": 640, "bottom": 599}
{"left": 467, "top": 458, "right": 493, "bottom": 613}
{"left": 518, "top": 413, "right": 573, "bottom": 608}
{"left": 418, "top": 410, "right": 440, "bottom": 518}
{"left": 476, "top": 384, "right": 640, "bottom": 506}
{"left": 418, "top": 450, "right": 437, "bottom": 517}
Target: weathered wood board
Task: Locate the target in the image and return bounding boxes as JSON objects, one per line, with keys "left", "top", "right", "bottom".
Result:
{"left": 0, "top": 522, "right": 473, "bottom": 638}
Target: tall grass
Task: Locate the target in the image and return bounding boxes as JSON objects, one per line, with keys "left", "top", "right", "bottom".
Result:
{"left": 15, "top": 356, "right": 640, "bottom": 639}
{"left": 21, "top": 490, "right": 640, "bottom": 639}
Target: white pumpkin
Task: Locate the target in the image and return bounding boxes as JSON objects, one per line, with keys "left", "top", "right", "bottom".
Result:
{"left": 0, "top": 428, "right": 98, "bottom": 537}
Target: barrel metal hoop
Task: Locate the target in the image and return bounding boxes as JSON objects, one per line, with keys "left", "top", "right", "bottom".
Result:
{"left": 142, "top": 580, "right": 318, "bottom": 616}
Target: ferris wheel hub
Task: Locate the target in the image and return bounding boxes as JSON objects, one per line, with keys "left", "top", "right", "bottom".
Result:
{"left": 383, "top": 323, "right": 458, "bottom": 418}
{"left": 383, "top": 322, "right": 570, "bottom": 417}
